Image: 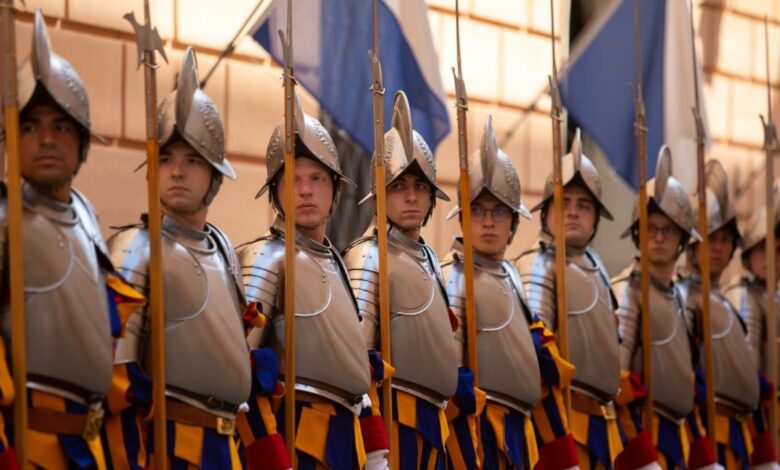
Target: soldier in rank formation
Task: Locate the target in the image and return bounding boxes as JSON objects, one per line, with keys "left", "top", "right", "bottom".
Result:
{"left": 2, "top": 6, "right": 780, "bottom": 470}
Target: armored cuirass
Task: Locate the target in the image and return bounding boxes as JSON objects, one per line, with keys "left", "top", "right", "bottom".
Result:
{"left": 442, "top": 243, "right": 540, "bottom": 410}
{"left": 518, "top": 243, "right": 620, "bottom": 401}
{"left": 726, "top": 279, "right": 779, "bottom": 383}
{"left": 616, "top": 270, "right": 694, "bottom": 419}
{"left": 1, "top": 186, "right": 113, "bottom": 400}
{"left": 110, "top": 217, "right": 251, "bottom": 407}
{"left": 239, "top": 227, "right": 370, "bottom": 400}
{"left": 344, "top": 227, "right": 458, "bottom": 401}
{"left": 679, "top": 277, "right": 760, "bottom": 412}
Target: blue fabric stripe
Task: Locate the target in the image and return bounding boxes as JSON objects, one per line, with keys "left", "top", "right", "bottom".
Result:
{"left": 586, "top": 415, "right": 612, "bottom": 470}
{"left": 201, "top": 429, "right": 232, "bottom": 469}
{"left": 656, "top": 414, "right": 684, "bottom": 469}
{"left": 504, "top": 410, "right": 526, "bottom": 470}
{"left": 325, "top": 410, "right": 357, "bottom": 470}
{"left": 728, "top": 417, "right": 749, "bottom": 470}
{"left": 253, "top": 0, "right": 450, "bottom": 156}
{"left": 480, "top": 411, "right": 500, "bottom": 470}
{"left": 398, "top": 423, "right": 419, "bottom": 470}
{"left": 541, "top": 392, "right": 566, "bottom": 437}
{"left": 60, "top": 400, "right": 97, "bottom": 469}
{"left": 449, "top": 415, "right": 478, "bottom": 470}
{"left": 559, "top": 0, "right": 666, "bottom": 189}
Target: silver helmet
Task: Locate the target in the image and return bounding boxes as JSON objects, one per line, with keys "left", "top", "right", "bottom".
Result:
{"left": 158, "top": 47, "right": 233, "bottom": 179}
{"left": 17, "top": 9, "right": 94, "bottom": 162}
{"left": 360, "top": 91, "right": 450, "bottom": 206}
{"left": 531, "top": 128, "right": 613, "bottom": 220}
{"left": 740, "top": 181, "right": 780, "bottom": 254}
{"left": 621, "top": 145, "right": 701, "bottom": 241}
{"left": 446, "top": 116, "right": 530, "bottom": 239}
{"left": 691, "top": 159, "right": 739, "bottom": 242}
{"left": 256, "top": 91, "right": 355, "bottom": 203}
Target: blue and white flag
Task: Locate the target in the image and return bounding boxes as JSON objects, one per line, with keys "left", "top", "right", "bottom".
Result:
{"left": 559, "top": 0, "right": 708, "bottom": 191}
{"left": 252, "top": 0, "right": 450, "bottom": 156}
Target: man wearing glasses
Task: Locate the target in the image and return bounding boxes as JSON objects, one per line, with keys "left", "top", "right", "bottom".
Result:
{"left": 441, "top": 117, "right": 578, "bottom": 470}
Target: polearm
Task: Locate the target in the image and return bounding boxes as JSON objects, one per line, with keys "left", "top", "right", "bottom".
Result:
{"left": 124, "top": 2, "right": 168, "bottom": 468}
{"left": 688, "top": 0, "right": 716, "bottom": 443}
{"left": 759, "top": 15, "right": 779, "bottom": 455}
{"left": 278, "top": 0, "right": 297, "bottom": 463}
{"left": 452, "top": 0, "right": 478, "bottom": 394}
{"left": 367, "top": 1, "right": 395, "bottom": 467}
{"left": 630, "top": 0, "right": 653, "bottom": 429}
{"left": 548, "top": 0, "right": 570, "bottom": 420}
{"left": 1, "top": 0, "right": 28, "bottom": 466}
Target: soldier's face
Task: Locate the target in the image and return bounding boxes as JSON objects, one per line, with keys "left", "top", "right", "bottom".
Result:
{"left": 747, "top": 238, "right": 780, "bottom": 281}
{"left": 546, "top": 185, "right": 596, "bottom": 248}
{"left": 159, "top": 140, "right": 213, "bottom": 214}
{"left": 19, "top": 103, "right": 80, "bottom": 191}
{"left": 647, "top": 212, "right": 682, "bottom": 266}
{"left": 470, "top": 194, "right": 513, "bottom": 261}
{"left": 386, "top": 173, "right": 432, "bottom": 231}
{"left": 703, "top": 226, "right": 736, "bottom": 277}
{"left": 275, "top": 157, "right": 334, "bottom": 229}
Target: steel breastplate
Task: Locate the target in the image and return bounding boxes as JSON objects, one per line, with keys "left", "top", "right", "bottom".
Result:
{"left": 12, "top": 199, "right": 112, "bottom": 396}
{"left": 162, "top": 239, "right": 251, "bottom": 406}
{"left": 709, "top": 294, "right": 760, "bottom": 410}
{"left": 746, "top": 285, "right": 780, "bottom": 379}
{"left": 272, "top": 242, "right": 370, "bottom": 398}
{"left": 566, "top": 254, "right": 620, "bottom": 399}
{"left": 629, "top": 282, "right": 694, "bottom": 418}
{"left": 475, "top": 264, "right": 540, "bottom": 407}
{"left": 389, "top": 241, "right": 458, "bottom": 400}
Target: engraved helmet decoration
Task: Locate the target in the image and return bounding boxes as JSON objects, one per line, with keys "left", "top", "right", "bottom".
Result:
{"left": 740, "top": 180, "right": 780, "bottom": 254}
{"left": 621, "top": 145, "right": 701, "bottom": 242}
{"left": 446, "top": 116, "right": 531, "bottom": 241}
{"left": 360, "top": 91, "right": 450, "bottom": 205}
{"left": 158, "top": 47, "right": 234, "bottom": 180}
{"left": 16, "top": 9, "right": 94, "bottom": 162}
{"left": 256, "top": 90, "right": 355, "bottom": 202}
{"left": 690, "top": 159, "right": 740, "bottom": 243}
{"left": 531, "top": 128, "right": 613, "bottom": 220}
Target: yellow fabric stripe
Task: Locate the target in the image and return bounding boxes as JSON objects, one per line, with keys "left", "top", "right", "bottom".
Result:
{"left": 229, "top": 435, "right": 242, "bottom": 470}
{"left": 107, "top": 364, "right": 132, "bottom": 414}
{"left": 31, "top": 390, "right": 66, "bottom": 412}
{"left": 445, "top": 421, "right": 467, "bottom": 470}
{"left": 105, "top": 414, "right": 131, "bottom": 470}
{"left": 296, "top": 406, "right": 330, "bottom": 464}
{"left": 606, "top": 418, "right": 624, "bottom": 463}
{"left": 28, "top": 428, "right": 69, "bottom": 469}
{"left": 525, "top": 415, "right": 539, "bottom": 469}
{"left": 531, "top": 390, "right": 555, "bottom": 444}
{"left": 173, "top": 422, "right": 204, "bottom": 465}
{"left": 0, "top": 337, "right": 14, "bottom": 406}
{"left": 397, "top": 391, "right": 417, "bottom": 429}
{"left": 570, "top": 408, "right": 589, "bottom": 446}
{"left": 258, "top": 395, "right": 278, "bottom": 434}
{"left": 106, "top": 273, "right": 147, "bottom": 336}
{"left": 354, "top": 413, "right": 367, "bottom": 469}
{"left": 86, "top": 434, "right": 108, "bottom": 470}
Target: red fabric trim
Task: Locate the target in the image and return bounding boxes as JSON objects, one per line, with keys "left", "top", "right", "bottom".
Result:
{"left": 628, "top": 371, "right": 648, "bottom": 400}
{"left": 245, "top": 433, "right": 292, "bottom": 470}
{"left": 0, "top": 449, "right": 19, "bottom": 470}
{"left": 615, "top": 430, "right": 658, "bottom": 470}
{"left": 688, "top": 437, "right": 717, "bottom": 469}
{"left": 360, "top": 415, "right": 390, "bottom": 453}
{"left": 535, "top": 433, "right": 579, "bottom": 470}
{"left": 751, "top": 431, "right": 777, "bottom": 465}
{"left": 448, "top": 308, "right": 459, "bottom": 332}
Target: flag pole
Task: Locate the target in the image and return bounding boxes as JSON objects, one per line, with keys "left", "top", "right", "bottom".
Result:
{"left": 125, "top": 2, "right": 169, "bottom": 467}
{"left": 1, "top": 0, "right": 28, "bottom": 465}
{"left": 630, "top": 0, "right": 653, "bottom": 430}
{"left": 759, "top": 14, "right": 779, "bottom": 456}
{"left": 368, "top": 2, "right": 395, "bottom": 467}
{"left": 688, "top": 0, "right": 716, "bottom": 444}
{"left": 548, "top": 0, "right": 570, "bottom": 422}
{"left": 278, "top": 0, "right": 297, "bottom": 464}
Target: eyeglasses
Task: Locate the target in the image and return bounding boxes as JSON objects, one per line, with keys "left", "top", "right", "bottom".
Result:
{"left": 471, "top": 204, "right": 513, "bottom": 222}
{"left": 648, "top": 224, "right": 680, "bottom": 239}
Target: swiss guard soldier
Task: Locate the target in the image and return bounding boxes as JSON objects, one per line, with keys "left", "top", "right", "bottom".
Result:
{"left": 237, "top": 91, "right": 386, "bottom": 470}
{"left": 725, "top": 191, "right": 780, "bottom": 377}
{"left": 612, "top": 147, "right": 718, "bottom": 469}
{"left": 677, "top": 159, "right": 762, "bottom": 469}
{"left": 343, "top": 91, "right": 460, "bottom": 470}
{"left": 0, "top": 10, "right": 143, "bottom": 469}
{"left": 106, "top": 48, "right": 250, "bottom": 468}
{"left": 514, "top": 130, "right": 658, "bottom": 469}
{"left": 441, "top": 116, "right": 578, "bottom": 470}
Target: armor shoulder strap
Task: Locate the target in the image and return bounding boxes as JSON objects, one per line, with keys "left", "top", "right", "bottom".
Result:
{"left": 207, "top": 222, "right": 246, "bottom": 305}
{"left": 107, "top": 225, "right": 150, "bottom": 295}
{"left": 504, "top": 261, "right": 534, "bottom": 324}
{"left": 341, "top": 235, "right": 380, "bottom": 324}
{"left": 585, "top": 247, "right": 618, "bottom": 310}
{"left": 326, "top": 238, "right": 360, "bottom": 319}
{"left": 422, "top": 244, "right": 450, "bottom": 308}
{"left": 71, "top": 188, "right": 114, "bottom": 272}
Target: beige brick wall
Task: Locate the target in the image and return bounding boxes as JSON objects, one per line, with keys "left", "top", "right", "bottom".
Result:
{"left": 3, "top": 0, "right": 775, "bottom": 273}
